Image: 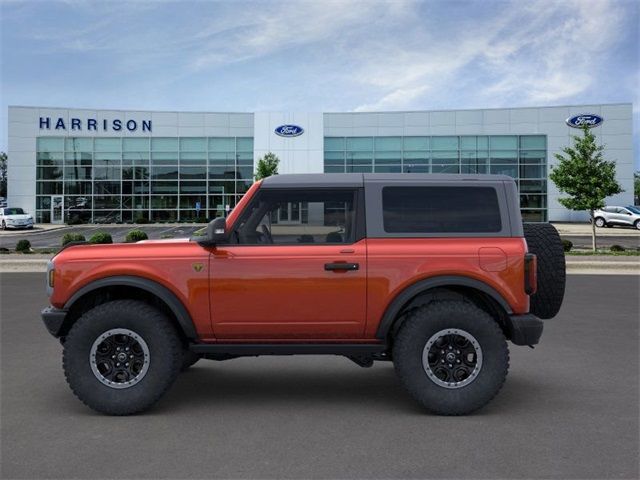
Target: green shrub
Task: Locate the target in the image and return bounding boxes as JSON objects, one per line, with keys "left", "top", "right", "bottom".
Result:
{"left": 88, "top": 232, "right": 113, "bottom": 244}
{"left": 125, "top": 229, "right": 148, "bottom": 243}
{"left": 62, "top": 233, "right": 86, "bottom": 246}
{"left": 135, "top": 216, "right": 150, "bottom": 224}
{"left": 561, "top": 239, "right": 573, "bottom": 252}
{"left": 16, "top": 239, "right": 31, "bottom": 253}
{"left": 610, "top": 244, "right": 625, "bottom": 252}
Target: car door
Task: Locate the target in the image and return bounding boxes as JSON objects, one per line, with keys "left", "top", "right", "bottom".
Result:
{"left": 617, "top": 208, "right": 634, "bottom": 226}
{"left": 610, "top": 207, "right": 628, "bottom": 225}
{"left": 209, "top": 187, "right": 367, "bottom": 340}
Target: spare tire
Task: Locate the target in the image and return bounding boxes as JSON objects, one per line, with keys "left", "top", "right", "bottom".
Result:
{"left": 523, "top": 223, "right": 566, "bottom": 319}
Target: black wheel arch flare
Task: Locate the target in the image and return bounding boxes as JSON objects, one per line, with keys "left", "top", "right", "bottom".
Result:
{"left": 375, "top": 275, "right": 513, "bottom": 341}
{"left": 63, "top": 275, "right": 197, "bottom": 339}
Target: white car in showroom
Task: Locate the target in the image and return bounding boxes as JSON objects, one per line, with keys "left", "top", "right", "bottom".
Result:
{"left": 0, "top": 207, "right": 35, "bottom": 230}
{"left": 593, "top": 206, "right": 640, "bottom": 230}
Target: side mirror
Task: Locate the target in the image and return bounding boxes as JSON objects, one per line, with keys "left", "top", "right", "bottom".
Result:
{"left": 197, "top": 217, "right": 227, "bottom": 246}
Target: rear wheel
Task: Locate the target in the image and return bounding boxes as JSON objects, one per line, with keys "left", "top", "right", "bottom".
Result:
{"left": 523, "top": 223, "right": 566, "bottom": 319}
{"left": 63, "top": 300, "right": 182, "bottom": 415}
{"left": 393, "top": 301, "right": 509, "bottom": 415}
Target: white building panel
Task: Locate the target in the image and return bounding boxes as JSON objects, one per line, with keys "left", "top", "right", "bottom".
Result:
{"left": 6, "top": 103, "right": 634, "bottom": 223}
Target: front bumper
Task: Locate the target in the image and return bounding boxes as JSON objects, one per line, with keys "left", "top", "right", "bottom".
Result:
{"left": 41, "top": 306, "right": 67, "bottom": 337}
{"left": 508, "top": 313, "right": 543, "bottom": 346}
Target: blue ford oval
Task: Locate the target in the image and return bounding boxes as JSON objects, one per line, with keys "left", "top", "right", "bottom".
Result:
{"left": 275, "top": 125, "right": 304, "bottom": 137}
{"left": 566, "top": 114, "right": 603, "bottom": 129}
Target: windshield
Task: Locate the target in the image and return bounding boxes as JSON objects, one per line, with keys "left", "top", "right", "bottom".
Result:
{"left": 626, "top": 206, "right": 640, "bottom": 214}
{"left": 4, "top": 208, "right": 25, "bottom": 215}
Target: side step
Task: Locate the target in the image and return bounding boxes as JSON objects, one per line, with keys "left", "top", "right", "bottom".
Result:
{"left": 189, "top": 343, "right": 388, "bottom": 357}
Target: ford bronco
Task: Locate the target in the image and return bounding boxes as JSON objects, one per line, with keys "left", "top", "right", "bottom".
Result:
{"left": 41, "top": 173, "right": 565, "bottom": 415}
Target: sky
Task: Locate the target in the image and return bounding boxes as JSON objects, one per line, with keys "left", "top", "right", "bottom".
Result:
{"left": 1, "top": 0, "right": 638, "bottom": 166}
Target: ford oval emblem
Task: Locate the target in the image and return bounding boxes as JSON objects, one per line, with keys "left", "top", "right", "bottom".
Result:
{"left": 566, "top": 114, "right": 603, "bottom": 129}
{"left": 275, "top": 124, "right": 304, "bottom": 137}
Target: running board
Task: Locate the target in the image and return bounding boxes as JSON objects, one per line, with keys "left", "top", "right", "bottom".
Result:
{"left": 189, "top": 343, "right": 388, "bottom": 356}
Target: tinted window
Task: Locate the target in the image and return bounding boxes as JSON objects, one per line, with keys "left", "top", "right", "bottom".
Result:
{"left": 3, "top": 208, "right": 25, "bottom": 215}
{"left": 382, "top": 186, "right": 501, "bottom": 233}
{"left": 234, "top": 189, "right": 356, "bottom": 245}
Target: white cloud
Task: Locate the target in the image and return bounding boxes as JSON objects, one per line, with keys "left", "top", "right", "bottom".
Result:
{"left": 189, "top": 1, "right": 414, "bottom": 70}
{"left": 350, "top": 0, "right": 629, "bottom": 111}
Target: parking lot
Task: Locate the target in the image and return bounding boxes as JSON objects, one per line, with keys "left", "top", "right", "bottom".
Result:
{"left": 1, "top": 223, "right": 638, "bottom": 250}
{"left": 0, "top": 225, "right": 203, "bottom": 249}
{"left": 1, "top": 273, "right": 638, "bottom": 479}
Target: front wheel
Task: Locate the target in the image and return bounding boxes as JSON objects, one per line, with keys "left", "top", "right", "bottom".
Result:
{"left": 635, "top": 220, "right": 640, "bottom": 230}
{"left": 594, "top": 217, "right": 606, "bottom": 227}
{"left": 63, "top": 300, "right": 183, "bottom": 415}
{"left": 1, "top": 221, "right": 5, "bottom": 230}
{"left": 393, "top": 301, "right": 509, "bottom": 415}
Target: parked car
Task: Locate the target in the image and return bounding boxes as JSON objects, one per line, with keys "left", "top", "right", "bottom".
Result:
{"left": 41, "top": 173, "right": 566, "bottom": 416}
{"left": 0, "top": 207, "right": 34, "bottom": 230}
{"left": 593, "top": 206, "right": 640, "bottom": 230}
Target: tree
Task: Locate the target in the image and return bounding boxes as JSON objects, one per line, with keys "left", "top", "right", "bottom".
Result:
{"left": 549, "top": 126, "right": 623, "bottom": 251}
{"left": 634, "top": 171, "right": 640, "bottom": 205}
{"left": 0, "top": 152, "right": 7, "bottom": 198}
{"left": 254, "top": 152, "right": 279, "bottom": 180}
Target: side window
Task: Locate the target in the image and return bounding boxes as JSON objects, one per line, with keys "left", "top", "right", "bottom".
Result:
{"left": 232, "top": 189, "right": 357, "bottom": 245}
{"left": 382, "top": 186, "right": 502, "bottom": 233}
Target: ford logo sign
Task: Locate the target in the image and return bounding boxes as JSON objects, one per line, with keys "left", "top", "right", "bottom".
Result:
{"left": 275, "top": 125, "right": 304, "bottom": 137}
{"left": 566, "top": 114, "right": 603, "bottom": 129}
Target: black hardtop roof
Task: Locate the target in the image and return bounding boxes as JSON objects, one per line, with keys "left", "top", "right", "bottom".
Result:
{"left": 260, "top": 173, "right": 513, "bottom": 188}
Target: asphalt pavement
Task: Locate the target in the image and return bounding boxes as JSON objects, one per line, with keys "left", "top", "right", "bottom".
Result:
{"left": 0, "top": 225, "right": 203, "bottom": 249}
{"left": 1, "top": 223, "right": 639, "bottom": 250}
{"left": 1, "top": 273, "right": 638, "bottom": 479}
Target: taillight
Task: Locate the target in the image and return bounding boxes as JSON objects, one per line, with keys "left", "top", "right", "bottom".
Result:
{"left": 524, "top": 253, "right": 537, "bottom": 295}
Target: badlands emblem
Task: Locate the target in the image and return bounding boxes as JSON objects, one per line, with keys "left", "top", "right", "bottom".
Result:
{"left": 192, "top": 263, "right": 204, "bottom": 272}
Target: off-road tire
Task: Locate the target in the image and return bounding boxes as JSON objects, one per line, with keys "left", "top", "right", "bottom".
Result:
{"left": 63, "top": 300, "right": 182, "bottom": 415}
{"left": 523, "top": 223, "right": 566, "bottom": 319}
{"left": 393, "top": 301, "right": 509, "bottom": 415}
{"left": 181, "top": 350, "right": 201, "bottom": 371}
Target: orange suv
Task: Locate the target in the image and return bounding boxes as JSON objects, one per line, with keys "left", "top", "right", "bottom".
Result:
{"left": 41, "top": 173, "right": 565, "bottom": 415}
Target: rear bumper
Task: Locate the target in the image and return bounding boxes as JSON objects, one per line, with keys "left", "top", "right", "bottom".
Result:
{"left": 508, "top": 313, "right": 543, "bottom": 346}
{"left": 41, "top": 307, "right": 67, "bottom": 337}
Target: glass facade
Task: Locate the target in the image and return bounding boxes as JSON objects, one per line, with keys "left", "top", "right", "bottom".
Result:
{"left": 324, "top": 135, "right": 547, "bottom": 221}
{"left": 36, "top": 137, "right": 254, "bottom": 223}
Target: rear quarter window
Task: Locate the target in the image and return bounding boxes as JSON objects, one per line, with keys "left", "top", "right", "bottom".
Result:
{"left": 382, "top": 186, "right": 502, "bottom": 233}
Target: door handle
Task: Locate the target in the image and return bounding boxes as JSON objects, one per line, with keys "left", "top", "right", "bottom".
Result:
{"left": 325, "top": 262, "right": 359, "bottom": 271}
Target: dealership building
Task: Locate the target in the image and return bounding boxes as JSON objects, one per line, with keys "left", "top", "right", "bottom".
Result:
{"left": 6, "top": 103, "right": 634, "bottom": 224}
